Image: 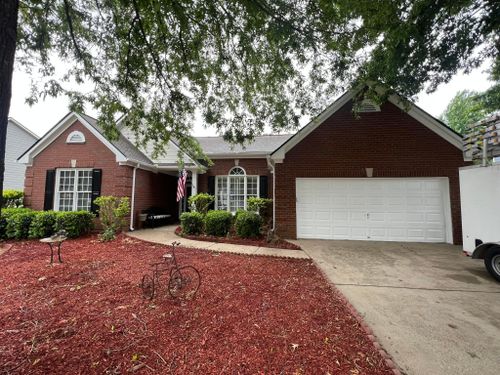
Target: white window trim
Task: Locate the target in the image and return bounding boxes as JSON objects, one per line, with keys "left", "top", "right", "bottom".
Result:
{"left": 54, "top": 168, "right": 93, "bottom": 211}
{"left": 66, "top": 130, "right": 86, "bottom": 144}
{"left": 215, "top": 167, "right": 260, "bottom": 212}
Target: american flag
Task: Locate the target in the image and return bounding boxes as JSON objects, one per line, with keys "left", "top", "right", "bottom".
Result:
{"left": 176, "top": 169, "right": 188, "bottom": 202}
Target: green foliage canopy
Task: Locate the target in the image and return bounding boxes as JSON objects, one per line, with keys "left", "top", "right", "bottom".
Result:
{"left": 13, "top": 0, "right": 500, "bottom": 153}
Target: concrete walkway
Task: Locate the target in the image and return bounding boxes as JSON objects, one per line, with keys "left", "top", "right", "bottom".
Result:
{"left": 127, "top": 225, "right": 310, "bottom": 259}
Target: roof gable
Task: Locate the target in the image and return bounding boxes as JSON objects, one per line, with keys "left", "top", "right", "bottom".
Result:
{"left": 271, "top": 89, "right": 464, "bottom": 160}
{"left": 8, "top": 118, "right": 40, "bottom": 140}
{"left": 18, "top": 113, "right": 130, "bottom": 165}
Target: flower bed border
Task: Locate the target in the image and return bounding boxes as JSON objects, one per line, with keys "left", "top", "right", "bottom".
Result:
{"left": 175, "top": 226, "right": 301, "bottom": 250}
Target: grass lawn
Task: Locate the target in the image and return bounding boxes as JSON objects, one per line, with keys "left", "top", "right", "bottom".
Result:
{"left": 0, "top": 236, "right": 393, "bottom": 374}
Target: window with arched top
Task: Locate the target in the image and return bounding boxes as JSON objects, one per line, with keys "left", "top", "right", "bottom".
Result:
{"left": 216, "top": 166, "right": 259, "bottom": 212}
{"left": 66, "top": 131, "right": 86, "bottom": 144}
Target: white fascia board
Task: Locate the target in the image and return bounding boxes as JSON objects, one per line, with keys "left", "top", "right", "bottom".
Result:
{"left": 206, "top": 152, "right": 270, "bottom": 159}
{"left": 270, "top": 90, "right": 355, "bottom": 160}
{"left": 387, "top": 95, "right": 463, "bottom": 150}
{"left": 18, "top": 112, "right": 128, "bottom": 165}
{"left": 118, "top": 160, "right": 158, "bottom": 173}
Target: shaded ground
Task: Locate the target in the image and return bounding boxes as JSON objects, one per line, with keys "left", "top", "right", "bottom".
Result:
{"left": 0, "top": 236, "right": 392, "bottom": 374}
{"left": 298, "top": 239, "right": 500, "bottom": 375}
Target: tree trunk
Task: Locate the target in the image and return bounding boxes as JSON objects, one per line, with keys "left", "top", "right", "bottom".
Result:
{"left": 0, "top": 0, "right": 20, "bottom": 213}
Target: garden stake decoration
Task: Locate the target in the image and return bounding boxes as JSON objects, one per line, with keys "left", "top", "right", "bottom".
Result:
{"left": 141, "top": 241, "right": 200, "bottom": 300}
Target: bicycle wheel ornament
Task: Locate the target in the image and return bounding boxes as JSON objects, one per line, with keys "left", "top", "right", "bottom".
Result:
{"left": 141, "top": 274, "right": 155, "bottom": 300}
{"left": 168, "top": 266, "right": 201, "bottom": 299}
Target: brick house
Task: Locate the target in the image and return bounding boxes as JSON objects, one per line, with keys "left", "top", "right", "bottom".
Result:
{"left": 18, "top": 89, "right": 468, "bottom": 244}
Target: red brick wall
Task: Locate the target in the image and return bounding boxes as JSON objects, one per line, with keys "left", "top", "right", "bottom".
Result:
{"left": 274, "top": 100, "right": 468, "bottom": 244}
{"left": 24, "top": 120, "right": 177, "bottom": 228}
{"left": 198, "top": 158, "right": 272, "bottom": 196}
{"left": 24, "top": 121, "right": 130, "bottom": 210}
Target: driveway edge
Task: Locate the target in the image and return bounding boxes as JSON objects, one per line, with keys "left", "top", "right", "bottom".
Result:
{"left": 313, "top": 263, "right": 403, "bottom": 375}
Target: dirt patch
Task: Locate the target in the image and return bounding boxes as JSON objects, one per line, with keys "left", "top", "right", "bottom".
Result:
{"left": 0, "top": 235, "right": 392, "bottom": 374}
{"left": 175, "top": 226, "right": 302, "bottom": 250}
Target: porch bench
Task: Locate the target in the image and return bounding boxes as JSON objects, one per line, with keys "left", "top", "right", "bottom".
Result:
{"left": 143, "top": 207, "right": 172, "bottom": 228}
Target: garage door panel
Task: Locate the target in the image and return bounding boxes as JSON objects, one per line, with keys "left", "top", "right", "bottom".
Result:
{"left": 296, "top": 178, "right": 448, "bottom": 242}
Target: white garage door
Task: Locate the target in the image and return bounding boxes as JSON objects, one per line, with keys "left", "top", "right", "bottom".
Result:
{"left": 296, "top": 178, "right": 450, "bottom": 242}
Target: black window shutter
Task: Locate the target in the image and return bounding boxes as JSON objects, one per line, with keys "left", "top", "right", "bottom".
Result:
{"left": 91, "top": 169, "right": 102, "bottom": 214}
{"left": 259, "top": 176, "right": 268, "bottom": 198}
{"left": 208, "top": 176, "right": 215, "bottom": 209}
{"left": 43, "top": 169, "right": 56, "bottom": 210}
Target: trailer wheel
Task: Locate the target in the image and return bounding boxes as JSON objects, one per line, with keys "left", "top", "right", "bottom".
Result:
{"left": 484, "top": 246, "right": 500, "bottom": 282}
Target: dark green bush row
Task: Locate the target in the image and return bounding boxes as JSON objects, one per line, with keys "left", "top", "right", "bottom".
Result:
{"left": 180, "top": 209, "right": 263, "bottom": 239}
{"left": 0, "top": 208, "right": 94, "bottom": 239}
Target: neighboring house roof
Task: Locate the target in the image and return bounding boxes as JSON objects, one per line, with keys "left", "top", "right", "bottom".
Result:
{"left": 271, "top": 89, "right": 465, "bottom": 160}
{"left": 8, "top": 117, "right": 40, "bottom": 140}
{"left": 196, "top": 134, "right": 292, "bottom": 158}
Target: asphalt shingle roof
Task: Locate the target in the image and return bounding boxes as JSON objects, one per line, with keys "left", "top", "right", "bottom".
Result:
{"left": 195, "top": 134, "right": 292, "bottom": 156}
{"left": 80, "top": 113, "right": 153, "bottom": 165}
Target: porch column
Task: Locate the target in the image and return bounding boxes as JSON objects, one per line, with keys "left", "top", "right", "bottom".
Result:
{"left": 191, "top": 171, "right": 198, "bottom": 195}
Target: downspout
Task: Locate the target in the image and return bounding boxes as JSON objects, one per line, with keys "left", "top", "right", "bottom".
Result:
{"left": 266, "top": 156, "right": 276, "bottom": 232}
{"left": 129, "top": 164, "right": 139, "bottom": 231}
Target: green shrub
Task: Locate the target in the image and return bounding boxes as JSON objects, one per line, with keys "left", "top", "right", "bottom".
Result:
{"left": 204, "top": 210, "right": 232, "bottom": 237}
{"left": 54, "top": 211, "right": 95, "bottom": 238}
{"left": 29, "top": 211, "right": 58, "bottom": 238}
{"left": 0, "top": 208, "right": 30, "bottom": 238}
{"left": 6, "top": 210, "right": 37, "bottom": 239}
{"left": 180, "top": 212, "right": 204, "bottom": 235}
{"left": 94, "top": 196, "right": 130, "bottom": 241}
{"left": 235, "top": 211, "right": 262, "bottom": 238}
{"left": 188, "top": 193, "right": 215, "bottom": 215}
{"left": 247, "top": 197, "right": 273, "bottom": 222}
{"left": 2, "top": 190, "right": 24, "bottom": 208}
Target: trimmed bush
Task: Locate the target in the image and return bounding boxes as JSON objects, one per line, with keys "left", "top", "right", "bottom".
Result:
{"left": 6, "top": 210, "right": 37, "bottom": 239}
{"left": 235, "top": 211, "right": 262, "bottom": 238}
{"left": 54, "top": 211, "right": 95, "bottom": 238}
{"left": 94, "top": 196, "right": 130, "bottom": 241}
{"left": 204, "top": 210, "right": 232, "bottom": 237}
{"left": 188, "top": 193, "right": 215, "bottom": 215}
{"left": 29, "top": 211, "right": 58, "bottom": 239}
{"left": 0, "top": 208, "right": 31, "bottom": 238}
{"left": 247, "top": 197, "right": 273, "bottom": 222}
{"left": 2, "top": 190, "right": 24, "bottom": 208}
{"left": 180, "top": 212, "right": 204, "bottom": 235}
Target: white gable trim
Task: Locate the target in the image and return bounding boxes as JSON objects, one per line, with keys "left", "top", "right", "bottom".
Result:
{"left": 18, "top": 112, "right": 128, "bottom": 165}
{"left": 271, "top": 90, "right": 463, "bottom": 160}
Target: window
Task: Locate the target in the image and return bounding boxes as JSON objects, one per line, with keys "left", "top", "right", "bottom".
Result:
{"left": 66, "top": 131, "right": 86, "bottom": 143}
{"left": 215, "top": 167, "right": 259, "bottom": 213}
{"left": 55, "top": 169, "right": 93, "bottom": 211}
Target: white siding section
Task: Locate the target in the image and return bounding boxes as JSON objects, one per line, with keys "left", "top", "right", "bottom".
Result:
{"left": 5, "top": 120, "right": 38, "bottom": 190}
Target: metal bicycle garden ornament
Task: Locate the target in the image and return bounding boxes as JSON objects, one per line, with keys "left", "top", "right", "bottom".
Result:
{"left": 140, "top": 241, "right": 201, "bottom": 300}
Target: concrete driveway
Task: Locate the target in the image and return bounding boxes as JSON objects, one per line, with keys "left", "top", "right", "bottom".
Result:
{"left": 296, "top": 240, "right": 500, "bottom": 375}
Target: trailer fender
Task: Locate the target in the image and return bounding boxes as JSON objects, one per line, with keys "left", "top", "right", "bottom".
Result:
{"left": 472, "top": 243, "right": 500, "bottom": 259}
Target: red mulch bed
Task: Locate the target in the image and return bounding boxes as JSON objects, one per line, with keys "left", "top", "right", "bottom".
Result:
{"left": 0, "top": 235, "right": 393, "bottom": 374}
{"left": 175, "top": 226, "right": 302, "bottom": 250}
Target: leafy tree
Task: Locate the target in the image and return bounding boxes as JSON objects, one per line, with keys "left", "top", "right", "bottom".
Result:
{"left": 0, "top": 0, "right": 498, "bottom": 211}
{"left": 440, "top": 90, "right": 488, "bottom": 134}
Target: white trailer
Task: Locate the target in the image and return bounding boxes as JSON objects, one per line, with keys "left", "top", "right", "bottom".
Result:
{"left": 460, "top": 163, "right": 500, "bottom": 281}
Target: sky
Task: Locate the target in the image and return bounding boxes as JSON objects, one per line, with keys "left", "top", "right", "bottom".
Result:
{"left": 9, "top": 60, "right": 495, "bottom": 138}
